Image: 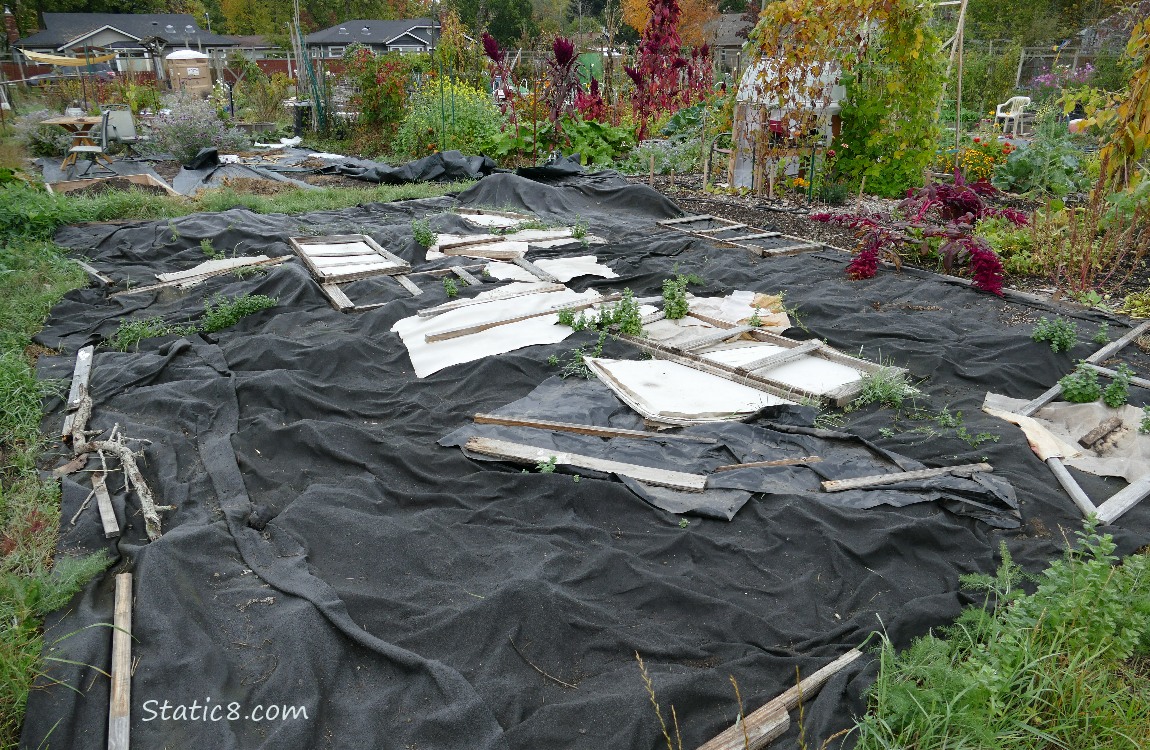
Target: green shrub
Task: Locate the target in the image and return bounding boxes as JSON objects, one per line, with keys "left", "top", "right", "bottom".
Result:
{"left": 11, "top": 109, "right": 72, "bottom": 157}
{"left": 615, "top": 139, "right": 702, "bottom": 175}
{"left": 412, "top": 218, "right": 437, "bottom": 248}
{"left": 394, "top": 79, "right": 503, "bottom": 160}
{"left": 1032, "top": 317, "right": 1078, "bottom": 353}
{"left": 1102, "top": 364, "right": 1133, "bottom": 408}
{"left": 662, "top": 273, "right": 701, "bottom": 319}
{"left": 111, "top": 317, "right": 196, "bottom": 351}
{"left": 137, "top": 92, "right": 250, "bottom": 164}
{"left": 991, "top": 112, "right": 1092, "bottom": 197}
{"left": 1059, "top": 363, "right": 1102, "bottom": 403}
{"left": 200, "top": 293, "right": 277, "bottom": 333}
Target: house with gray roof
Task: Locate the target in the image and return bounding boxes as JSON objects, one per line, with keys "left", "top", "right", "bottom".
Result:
{"left": 303, "top": 19, "right": 438, "bottom": 59}
{"left": 15, "top": 13, "right": 237, "bottom": 72}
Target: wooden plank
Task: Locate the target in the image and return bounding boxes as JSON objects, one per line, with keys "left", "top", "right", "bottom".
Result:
{"left": 107, "top": 573, "right": 132, "bottom": 750}
{"left": 714, "top": 456, "right": 822, "bottom": 472}
{"left": 821, "top": 463, "right": 992, "bottom": 492}
{"left": 321, "top": 283, "right": 355, "bottom": 312}
{"left": 465, "top": 437, "right": 708, "bottom": 491}
{"left": 756, "top": 242, "right": 821, "bottom": 256}
{"left": 511, "top": 257, "right": 559, "bottom": 283}
{"left": 1045, "top": 457, "right": 1097, "bottom": 517}
{"left": 737, "top": 340, "right": 822, "bottom": 372}
{"left": 473, "top": 413, "right": 719, "bottom": 443}
{"left": 290, "top": 234, "right": 409, "bottom": 284}
{"left": 452, "top": 266, "right": 482, "bottom": 286}
{"left": 1096, "top": 473, "right": 1150, "bottom": 524}
{"left": 92, "top": 471, "right": 120, "bottom": 539}
{"left": 1078, "top": 416, "right": 1123, "bottom": 449}
{"left": 698, "top": 649, "right": 863, "bottom": 750}
{"left": 677, "top": 325, "right": 756, "bottom": 352}
{"left": 658, "top": 214, "right": 715, "bottom": 226}
{"left": 1086, "top": 364, "right": 1150, "bottom": 391}
{"left": 110, "top": 256, "right": 292, "bottom": 297}
{"left": 724, "top": 232, "right": 782, "bottom": 242}
{"left": 66, "top": 345, "right": 94, "bottom": 411}
{"left": 75, "top": 260, "right": 113, "bottom": 285}
{"left": 695, "top": 222, "right": 748, "bottom": 233}
{"left": 440, "top": 244, "right": 527, "bottom": 260}
{"left": 417, "top": 284, "right": 565, "bottom": 318}
{"left": 395, "top": 275, "right": 423, "bottom": 297}
{"left": 426, "top": 293, "right": 620, "bottom": 343}
{"left": 457, "top": 207, "right": 535, "bottom": 220}
{"left": 296, "top": 245, "right": 379, "bottom": 257}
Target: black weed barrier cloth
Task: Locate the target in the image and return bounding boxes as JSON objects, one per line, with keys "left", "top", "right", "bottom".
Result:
{"left": 23, "top": 171, "right": 1150, "bottom": 750}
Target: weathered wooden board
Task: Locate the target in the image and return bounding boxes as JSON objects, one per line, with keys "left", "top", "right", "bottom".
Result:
{"left": 697, "top": 649, "right": 864, "bottom": 750}
{"left": 92, "top": 471, "right": 120, "bottom": 539}
{"left": 107, "top": 573, "right": 132, "bottom": 750}
{"left": 110, "top": 256, "right": 292, "bottom": 297}
{"left": 1096, "top": 473, "right": 1150, "bottom": 524}
{"left": 465, "top": 437, "right": 708, "bottom": 491}
{"left": 66, "top": 345, "right": 95, "bottom": 411}
{"left": 473, "top": 413, "right": 718, "bottom": 443}
{"left": 418, "top": 284, "right": 566, "bottom": 318}
{"left": 714, "top": 456, "right": 822, "bottom": 472}
{"left": 822, "top": 463, "right": 992, "bottom": 492}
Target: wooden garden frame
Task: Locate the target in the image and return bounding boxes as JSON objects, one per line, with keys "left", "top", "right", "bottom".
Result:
{"left": 288, "top": 233, "right": 411, "bottom": 312}
{"left": 658, "top": 214, "right": 821, "bottom": 257}
{"left": 1010, "top": 320, "right": 1150, "bottom": 525}
{"left": 616, "top": 316, "right": 903, "bottom": 407}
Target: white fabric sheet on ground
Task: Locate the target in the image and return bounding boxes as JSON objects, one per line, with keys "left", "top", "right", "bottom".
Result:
{"left": 156, "top": 255, "right": 270, "bottom": 282}
{"left": 461, "top": 214, "right": 525, "bottom": 229}
{"left": 484, "top": 256, "right": 619, "bottom": 283}
{"left": 642, "top": 313, "right": 721, "bottom": 347}
{"left": 393, "top": 283, "right": 599, "bottom": 377}
{"left": 689, "top": 290, "right": 790, "bottom": 332}
{"left": 699, "top": 342, "right": 864, "bottom": 395}
{"left": 586, "top": 357, "right": 795, "bottom": 425}
{"left": 983, "top": 393, "right": 1150, "bottom": 482}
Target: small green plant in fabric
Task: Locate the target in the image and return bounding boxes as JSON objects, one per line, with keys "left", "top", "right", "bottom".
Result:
{"left": 536, "top": 455, "right": 558, "bottom": 473}
{"left": 662, "top": 273, "right": 701, "bottom": 319}
{"left": 1059, "top": 363, "right": 1102, "bottom": 403}
{"left": 1093, "top": 323, "right": 1111, "bottom": 344}
{"left": 201, "top": 293, "right": 277, "bottom": 333}
{"left": 412, "top": 218, "right": 438, "bottom": 248}
{"left": 1032, "top": 317, "right": 1078, "bottom": 353}
{"left": 552, "top": 330, "right": 609, "bottom": 379}
{"left": 852, "top": 525, "right": 1150, "bottom": 750}
{"left": 1102, "top": 364, "right": 1134, "bottom": 408}
{"left": 200, "top": 238, "right": 225, "bottom": 260}
{"left": 111, "top": 317, "right": 196, "bottom": 351}
{"left": 848, "top": 367, "right": 918, "bottom": 411}
{"left": 1141, "top": 405, "right": 1150, "bottom": 434}
{"left": 748, "top": 307, "right": 763, "bottom": 327}
{"left": 443, "top": 278, "right": 459, "bottom": 298}
{"left": 558, "top": 290, "right": 643, "bottom": 336}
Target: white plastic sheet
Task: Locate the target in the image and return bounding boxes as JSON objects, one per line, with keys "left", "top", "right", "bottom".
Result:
{"left": 587, "top": 357, "right": 794, "bottom": 425}
{"left": 393, "top": 284, "right": 599, "bottom": 377}
{"left": 484, "top": 256, "right": 618, "bottom": 283}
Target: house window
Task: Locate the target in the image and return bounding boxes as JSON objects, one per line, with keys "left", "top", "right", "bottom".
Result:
{"left": 327, "top": 46, "right": 345, "bottom": 58}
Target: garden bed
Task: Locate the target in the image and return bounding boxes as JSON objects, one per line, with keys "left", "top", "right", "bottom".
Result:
{"left": 21, "top": 167, "right": 1150, "bottom": 750}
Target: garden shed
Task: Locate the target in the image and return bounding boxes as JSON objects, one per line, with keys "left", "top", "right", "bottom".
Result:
{"left": 727, "top": 59, "right": 844, "bottom": 191}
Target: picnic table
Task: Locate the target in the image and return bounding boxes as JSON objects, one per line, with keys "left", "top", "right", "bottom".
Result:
{"left": 40, "top": 115, "right": 102, "bottom": 170}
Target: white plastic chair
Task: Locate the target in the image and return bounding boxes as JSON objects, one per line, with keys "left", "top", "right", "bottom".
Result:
{"left": 995, "top": 96, "right": 1030, "bottom": 137}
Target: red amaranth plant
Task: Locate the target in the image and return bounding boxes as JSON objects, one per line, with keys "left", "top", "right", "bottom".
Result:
{"left": 814, "top": 176, "right": 1020, "bottom": 295}
{"left": 625, "top": 0, "right": 691, "bottom": 140}
{"left": 574, "top": 77, "right": 607, "bottom": 122}
{"left": 547, "top": 36, "right": 582, "bottom": 141}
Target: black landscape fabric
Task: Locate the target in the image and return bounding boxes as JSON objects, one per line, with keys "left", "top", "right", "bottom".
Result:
{"left": 24, "top": 169, "right": 1150, "bottom": 750}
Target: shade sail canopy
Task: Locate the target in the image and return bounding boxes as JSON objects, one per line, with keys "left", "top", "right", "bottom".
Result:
{"left": 23, "top": 49, "right": 117, "bottom": 66}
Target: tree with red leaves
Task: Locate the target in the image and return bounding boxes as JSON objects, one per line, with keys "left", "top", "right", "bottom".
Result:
{"left": 482, "top": 32, "right": 517, "bottom": 119}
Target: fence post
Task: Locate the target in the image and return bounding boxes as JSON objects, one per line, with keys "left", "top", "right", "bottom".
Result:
{"left": 1015, "top": 47, "right": 1025, "bottom": 87}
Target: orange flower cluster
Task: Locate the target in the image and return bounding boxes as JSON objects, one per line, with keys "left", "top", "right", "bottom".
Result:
{"left": 939, "top": 138, "right": 1014, "bottom": 182}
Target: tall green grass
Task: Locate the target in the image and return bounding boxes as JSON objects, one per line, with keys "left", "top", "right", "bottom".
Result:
{"left": 854, "top": 525, "right": 1150, "bottom": 750}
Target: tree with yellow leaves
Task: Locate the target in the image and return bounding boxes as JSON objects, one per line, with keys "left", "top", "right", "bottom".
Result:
{"left": 622, "top": 0, "right": 717, "bottom": 46}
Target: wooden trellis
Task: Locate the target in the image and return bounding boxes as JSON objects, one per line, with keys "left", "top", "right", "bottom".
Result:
{"left": 658, "top": 215, "right": 821, "bottom": 257}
